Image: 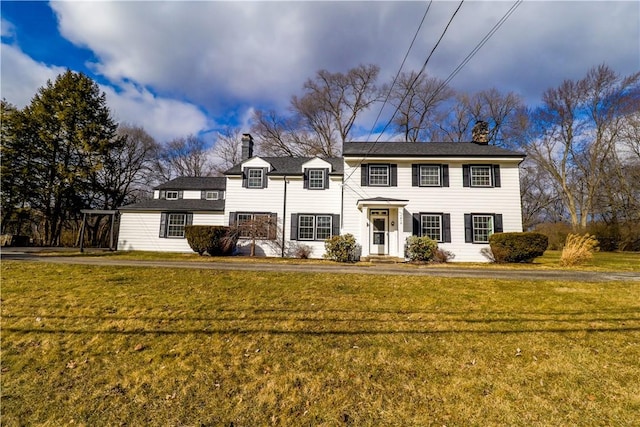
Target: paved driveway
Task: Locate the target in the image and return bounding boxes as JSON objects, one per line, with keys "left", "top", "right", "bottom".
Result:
{"left": 2, "top": 248, "right": 639, "bottom": 283}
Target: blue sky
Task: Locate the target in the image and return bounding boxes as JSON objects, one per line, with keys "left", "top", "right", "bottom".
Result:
{"left": 2, "top": 1, "right": 638, "bottom": 144}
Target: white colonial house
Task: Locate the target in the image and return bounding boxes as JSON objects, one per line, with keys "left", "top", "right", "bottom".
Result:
{"left": 118, "top": 130, "right": 526, "bottom": 262}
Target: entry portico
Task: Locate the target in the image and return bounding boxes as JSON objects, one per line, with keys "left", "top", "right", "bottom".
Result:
{"left": 356, "top": 197, "right": 409, "bottom": 258}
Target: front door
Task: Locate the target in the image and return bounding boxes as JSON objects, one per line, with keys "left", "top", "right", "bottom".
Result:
{"left": 370, "top": 210, "right": 388, "bottom": 255}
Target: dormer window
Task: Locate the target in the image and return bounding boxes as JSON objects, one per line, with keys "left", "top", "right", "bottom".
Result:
{"left": 205, "top": 191, "right": 219, "bottom": 200}
{"left": 304, "top": 168, "right": 329, "bottom": 190}
{"left": 243, "top": 168, "right": 267, "bottom": 189}
{"left": 165, "top": 191, "right": 179, "bottom": 200}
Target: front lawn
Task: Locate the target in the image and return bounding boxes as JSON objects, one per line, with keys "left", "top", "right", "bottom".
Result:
{"left": 1, "top": 262, "right": 639, "bottom": 425}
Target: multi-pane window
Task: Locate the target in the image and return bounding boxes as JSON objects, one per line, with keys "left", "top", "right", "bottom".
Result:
{"left": 167, "top": 213, "right": 187, "bottom": 237}
{"left": 237, "top": 213, "right": 273, "bottom": 239}
{"left": 369, "top": 165, "right": 389, "bottom": 186}
{"left": 421, "top": 214, "right": 442, "bottom": 242}
{"left": 470, "top": 166, "right": 492, "bottom": 187}
{"left": 247, "top": 168, "right": 264, "bottom": 188}
{"left": 472, "top": 215, "right": 494, "bottom": 243}
{"left": 316, "top": 215, "right": 332, "bottom": 240}
{"left": 308, "top": 169, "right": 325, "bottom": 189}
{"left": 165, "top": 191, "right": 179, "bottom": 200}
{"left": 297, "top": 215, "right": 333, "bottom": 241}
{"left": 420, "top": 165, "right": 441, "bottom": 187}
{"left": 205, "top": 191, "right": 219, "bottom": 200}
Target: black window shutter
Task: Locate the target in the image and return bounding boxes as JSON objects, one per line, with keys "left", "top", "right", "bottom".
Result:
{"left": 442, "top": 165, "right": 450, "bottom": 187}
{"left": 178, "top": 190, "right": 183, "bottom": 199}
{"left": 262, "top": 168, "right": 269, "bottom": 188}
{"left": 493, "top": 165, "right": 501, "bottom": 187}
{"left": 290, "top": 213, "right": 298, "bottom": 240}
{"left": 229, "top": 212, "right": 236, "bottom": 226}
{"left": 361, "top": 164, "right": 369, "bottom": 186}
{"left": 464, "top": 214, "right": 473, "bottom": 243}
{"left": 463, "top": 165, "right": 470, "bottom": 187}
{"left": 186, "top": 213, "right": 193, "bottom": 227}
{"left": 159, "top": 213, "right": 167, "bottom": 238}
{"left": 412, "top": 213, "right": 421, "bottom": 236}
{"left": 494, "top": 214, "right": 503, "bottom": 233}
{"left": 411, "top": 164, "right": 419, "bottom": 187}
{"left": 268, "top": 213, "right": 277, "bottom": 239}
{"left": 324, "top": 169, "right": 330, "bottom": 189}
{"left": 159, "top": 190, "right": 166, "bottom": 199}
{"left": 390, "top": 164, "right": 397, "bottom": 186}
{"left": 443, "top": 213, "right": 451, "bottom": 242}
{"left": 332, "top": 214, "right": 340, "bottom": 236}
{"left": 303, "top": 169, "right": 309, "bottom": 189}
{"left": 242, "top": 171, "right": 247, "bottom": 188}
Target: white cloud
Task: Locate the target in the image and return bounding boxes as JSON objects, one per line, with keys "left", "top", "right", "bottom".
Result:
{"left": 49, "top": 1, "right": 639, "bottom": 118}
{"left": 101, "top": 83, "right": 209, "bottom": 142}
{"left": 0, "top": 42, "right": 65, "bottom": 107}
{"left": 0, "top": 41, "right": 208, "bottom": 142}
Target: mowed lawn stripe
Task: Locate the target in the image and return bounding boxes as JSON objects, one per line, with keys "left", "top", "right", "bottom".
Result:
{"left": 2, "top": 261, "right": 639, "bottom": 426}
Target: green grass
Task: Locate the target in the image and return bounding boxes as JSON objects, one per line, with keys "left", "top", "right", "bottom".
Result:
{"left": 2, "top": 261, "right": 639, "bottom": 426}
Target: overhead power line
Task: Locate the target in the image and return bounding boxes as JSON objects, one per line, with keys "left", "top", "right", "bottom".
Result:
{"left": 345, "top": 0, "right": 465, "bottom": 186}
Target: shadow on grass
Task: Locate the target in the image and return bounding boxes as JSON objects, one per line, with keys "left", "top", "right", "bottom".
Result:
{"left": 4, "top": 307, "right": 639, "bottom": 336}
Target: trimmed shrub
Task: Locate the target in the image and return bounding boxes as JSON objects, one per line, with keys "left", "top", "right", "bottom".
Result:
{"left": 560, "top": 233, "right": 599, "bottom": 266}
{"left": 488, "top": 232, "right": 549, "bottom": 263}
{"left": 405, "top": 236, "right": 438, "bottom": 262}
{"left": 185, "top": 225, "right": 237, "bottom": 256}
{"left": 324, "top": 234, "right": 357, "bottom": 263}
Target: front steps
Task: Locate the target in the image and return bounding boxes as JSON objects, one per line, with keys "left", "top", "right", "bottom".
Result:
{"left": 361, "top": 255, "right": 406, "bottom": 264}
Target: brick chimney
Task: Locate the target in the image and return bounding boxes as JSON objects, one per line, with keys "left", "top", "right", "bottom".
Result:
{"left": 241, "top": 133, "right": 254, "bottom": 160}
{"left": 472, "top": 120, "right": 489, "bottom": 145}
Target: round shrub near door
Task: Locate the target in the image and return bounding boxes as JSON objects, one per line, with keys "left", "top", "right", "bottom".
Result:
{"left": 488, "top": 232, "right": 548, "bottom": 263}
{"left": 405, "top": 236, "right": 438, "bottom": 262}
{"left": 185, "top": 225, "right": 238, "bottom": 256}
{"left": 324, "top": 234, "right": 358, "bottom": 262}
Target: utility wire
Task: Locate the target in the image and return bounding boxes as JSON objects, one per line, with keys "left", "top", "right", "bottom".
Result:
{"left": 345, "top": 0, "right": 465, "bottom": 186}
{"left": 366, "top": 0, "right": 433, "bottom": 142}
{"left": 345, "top": 0, "right": 523, "bottom": 186}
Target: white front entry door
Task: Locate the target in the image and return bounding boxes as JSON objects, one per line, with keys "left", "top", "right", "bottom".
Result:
{"left": 370, "top": 210, "right": 388, "bottom": 255}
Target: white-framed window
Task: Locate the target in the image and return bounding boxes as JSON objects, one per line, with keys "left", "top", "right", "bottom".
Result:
{"left": 369, "top": 165, "right": 389, "bottom": 186}
{"left": 165, "top": 190, "right": 179, "bottom": 200}
{"left": 420, "top": 165, "right": 441, "bottom": 187}
{"left": 167, "top": 213, "right": 187, "bottom": 238}
{"left": 470, "top": 165, "right": 492, "bottom": 187}
{"left": 472, "top": 215, "right": 494, "bottom": 243}
{"left": 298, "top": 215, "right": 315, "bottom": 240}
{"left": 308, "top": 169, "right": 325, "bottom": 189}
{"left": 205, "top": 191, "right": 219, "bottom": 200}
{"left": 236, "top": 212, "right": 275, "bottom": 239}
{"left": 316, "top": 215, "right": 332, "bottom": 240}
{"left": 247, "top": 168, "right": 264, "bottom": 188}
{"left": 297, "top": 214, "right": 333, "bottom": 241}
{"left": 421, "top": 214, "right": 442, "bottom": 242}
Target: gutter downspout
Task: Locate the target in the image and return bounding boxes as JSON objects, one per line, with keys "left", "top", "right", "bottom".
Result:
{"left": 282, "top": 175, "right": 287, "bottom": 257}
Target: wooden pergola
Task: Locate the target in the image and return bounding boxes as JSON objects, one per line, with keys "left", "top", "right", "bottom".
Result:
{"left": 78, "top": 209, "right": 118, "bottom": 252}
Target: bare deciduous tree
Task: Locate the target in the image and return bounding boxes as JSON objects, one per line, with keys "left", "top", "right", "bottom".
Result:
{"left": 388, "top": 71, "right": 454, "bottom": 142}
{"left": 526, "top": 64, "right": 640, "bottom": 231}
{"left": 252, "top": 64, "right": 380, "bottom": 156}
{"left": 153, "top": 134, "right": 214, "bottom": 181}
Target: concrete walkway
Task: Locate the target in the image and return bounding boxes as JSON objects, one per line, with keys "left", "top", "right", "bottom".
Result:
{"left": 2, "top": 248, "right": 639, "bottom": 283}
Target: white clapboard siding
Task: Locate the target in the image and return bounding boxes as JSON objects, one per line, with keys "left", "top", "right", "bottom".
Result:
{"left": 342, "top": 158, "right": 523, "bottom": 262}
{"left": 118, "top": 212, "right": 224, "bottom": 252}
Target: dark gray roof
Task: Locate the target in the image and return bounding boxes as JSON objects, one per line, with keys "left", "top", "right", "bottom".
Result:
{"left": 225, "top": 157, "right": 344, "bottom": 175}
{"left": 155, "top": 176, "right": 226, "bottom": 190}
{"left": 118, "top": 199, "right": 225, "bottom": 212}
{"left": 343, "top": 142, "right": 525, "bottom": 158}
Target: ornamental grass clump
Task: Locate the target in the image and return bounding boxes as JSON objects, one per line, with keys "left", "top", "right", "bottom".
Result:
{"left": 560, "top": 233, "right": 599, "bottom": 266}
